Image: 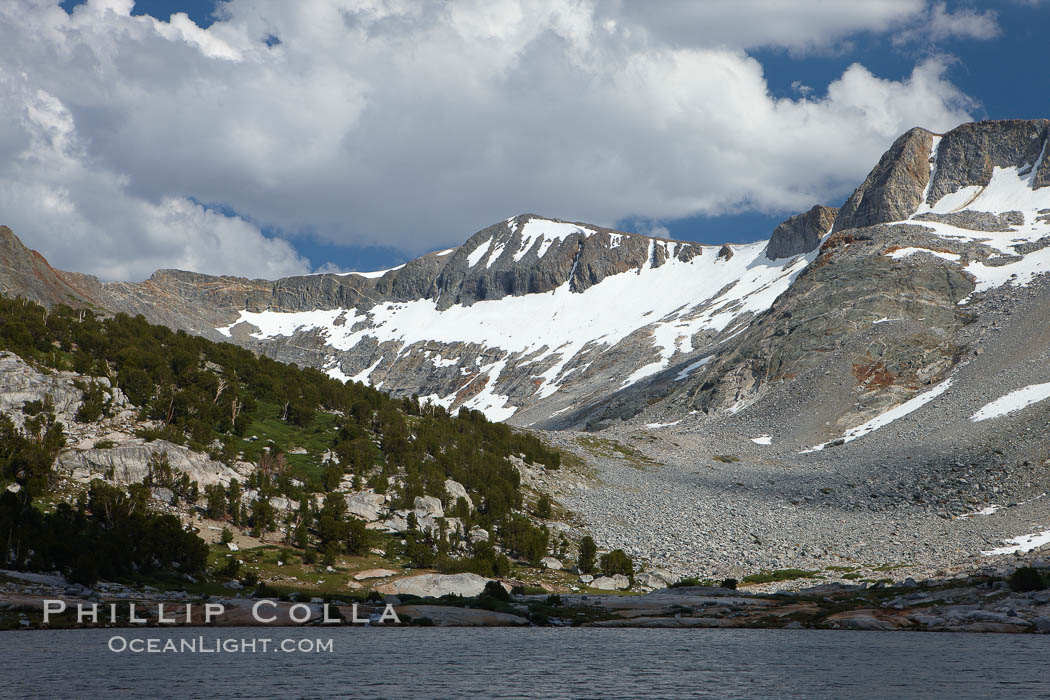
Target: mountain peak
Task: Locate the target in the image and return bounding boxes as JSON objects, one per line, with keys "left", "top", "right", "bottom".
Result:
{"left": 835, "top": 119, "right": 1050, "bottom": 233}
{"left": 0, "top": 225, "right": 102, "bottom": 309}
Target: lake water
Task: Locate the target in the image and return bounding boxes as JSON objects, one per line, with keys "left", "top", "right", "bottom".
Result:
{"left": 1, "top": 627, "right": 1048, "bottom": 699}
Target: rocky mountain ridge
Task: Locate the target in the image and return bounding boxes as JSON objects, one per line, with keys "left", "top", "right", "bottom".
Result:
{"left": 0, "top": 210, "right": 829, "bottom": 426}
{"left": 3, "top": 119, "right": 1050, "bottom": 442}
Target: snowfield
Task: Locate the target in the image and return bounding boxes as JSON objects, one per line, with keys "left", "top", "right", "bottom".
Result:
{"left": 217, "top": 218, "right": 815, "bottom": 420}
{"left": 901, "top": 155, "right": 1050, "bottom": 303}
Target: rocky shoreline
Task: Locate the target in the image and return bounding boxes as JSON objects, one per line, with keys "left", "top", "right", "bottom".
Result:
{"left": 5, "top": 558, "right": 1050, "bottom": 633}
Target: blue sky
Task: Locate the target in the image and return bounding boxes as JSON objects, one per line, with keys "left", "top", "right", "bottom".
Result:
{"left": 12, "top": 1, "right": 1050, "bottom": 277}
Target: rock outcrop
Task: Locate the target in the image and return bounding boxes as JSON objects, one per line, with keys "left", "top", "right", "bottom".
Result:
{"left": 835, "top": 120, "right": 1050, "bottom": 233}
{"left": 375, "top": 572, "right": 492, "bottom": 598}
{"left": 765, "top": 205, "right": 838, "bottom": 259}
{"left": 833, "top": 127, "right": 935, "bottom": 232}
{"left": 927, "top": 119, "right": 1050, "bottom": 203}
{"left": 444, "top": 479, "right": 474, "bottom": 511}
{"left": 0, "top": 351, "right": 86, "bottom": 427}
{"left": 344, "top": 491, "right": 386, "bottom": 521}
{"left": 590, "top": 574, "right": 631, "bottom": 590}
{"left": 58, "top": 440, "right": 241, "bottom": 488}
{"left": 684, "top": 222, "right": 977, "bottom": 422}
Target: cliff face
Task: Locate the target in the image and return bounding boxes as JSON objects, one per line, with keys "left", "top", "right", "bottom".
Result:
{"left": 833, "top": 127, "right": 935, "bottom": 233}
{"left": 765, "top": 205, "right": 838, "bottom": 260}
{"left": 835, "top": 120, "right": 1050, "bottom": 233}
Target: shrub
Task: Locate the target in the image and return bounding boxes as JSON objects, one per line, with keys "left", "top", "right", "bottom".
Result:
{"left": 721, "top": 578, "right": 738, "bottom": 590}
{"left": 511, "top": 584, "right": 545, "bottom": 595}
{"left": 1009, "top": 567, "right": 1045, "bottom": 592}
{"left": 21, "top": 399, "right": 50, "bottom": 416}
{"left": 534, "top": 493, "right": 553, "bottom": 519}
{"left": 220, "top": 526, "right": 234, "bottom": 545}
{"left": 74, "top": 381, "right": 109, "bottom": 423}
{"left": 493, "top": 554, "right": 511, "bottom": 578}
{"left": 578, "top": 536, "right": 597, "bottom": 574}
{"left": 217, "top": 557, "right": 241, "bottom": 579}
{"left": 481, "top": 580, "right": 510, "bottom": 601}
{"left": 599, "top": 549, "right": 634, "bottom": 579}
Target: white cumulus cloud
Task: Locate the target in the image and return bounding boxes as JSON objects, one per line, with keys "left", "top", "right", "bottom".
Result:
{"left": 0, "top": 0, "right": 990, "bottom": 280}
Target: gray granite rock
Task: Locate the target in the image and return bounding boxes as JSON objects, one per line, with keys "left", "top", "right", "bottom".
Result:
{"left": 444, "top": 479, "right": 474, "bottom": 511}
{"left": 913, "top": 210, "right": 1024, "bottom": 232}
{"left": 58, "top": 440, "right": 241, "bottom": 487}
{"left": 375, "top": 573, "right": 492, "bottom": 598}
{"left": 591, "top": 574, "right": 631, "bottom": 590}
{"left": 345, "top": 491, "right": 386, "bottom": 521}
{"left": 928, "top": 120, "right": 1050, "bottom": 203}
{"left": 413, "top": 495, "right": 444, "bottom": 519}
{"left": 766, "top": 205, "right": 838, "bottom": 260}
{"left": 834, "top": 127, "right": 934, "bottom": 232}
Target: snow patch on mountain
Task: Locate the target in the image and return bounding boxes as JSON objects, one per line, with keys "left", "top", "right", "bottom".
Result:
{"left": 675, "top": 356, "right": 713, "bottom": 382}
{"left": 802, "top": 378, "right": 954, "bottom": 453}
{"left": 645, "top": 420, "right": 681, "bottom": 430}
{"left": 983, "top": 527, "right": 1050, "bottom": 556}
{"left": 513, "top": 218, "right": 596, "bottom": 262}
{"left": 340, "top": 263, "right": 406, "bottom": 278}
{"left": 902, "top": 160, "right": 1050, "bottom": 302}
{"left": 217, "top": 236, "right": 812, "bottom": 420}
{"left": 888, "top": 247, "right": 961, "bottom": 262}
{"left": 466, "top": 238, "right": 493, "bottom": 267}
{"left": 971, "top": 381, "right": 1050, "bottom": 422}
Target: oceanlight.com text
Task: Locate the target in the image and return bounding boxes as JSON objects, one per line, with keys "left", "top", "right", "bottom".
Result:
{"left": 107, "top": 636, "right": 334, "bottom": 654}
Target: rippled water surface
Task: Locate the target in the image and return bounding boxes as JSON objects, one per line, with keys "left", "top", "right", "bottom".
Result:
{"left": 3, "top": 627, "right": 1049, "bottom": 699}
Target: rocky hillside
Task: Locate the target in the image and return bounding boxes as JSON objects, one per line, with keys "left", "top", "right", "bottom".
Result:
{"left": 0, "top": 295, "right": 582, "bottom": 590}
{"left": 539, "top": 120, "right": 1050, "bottom": 581}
